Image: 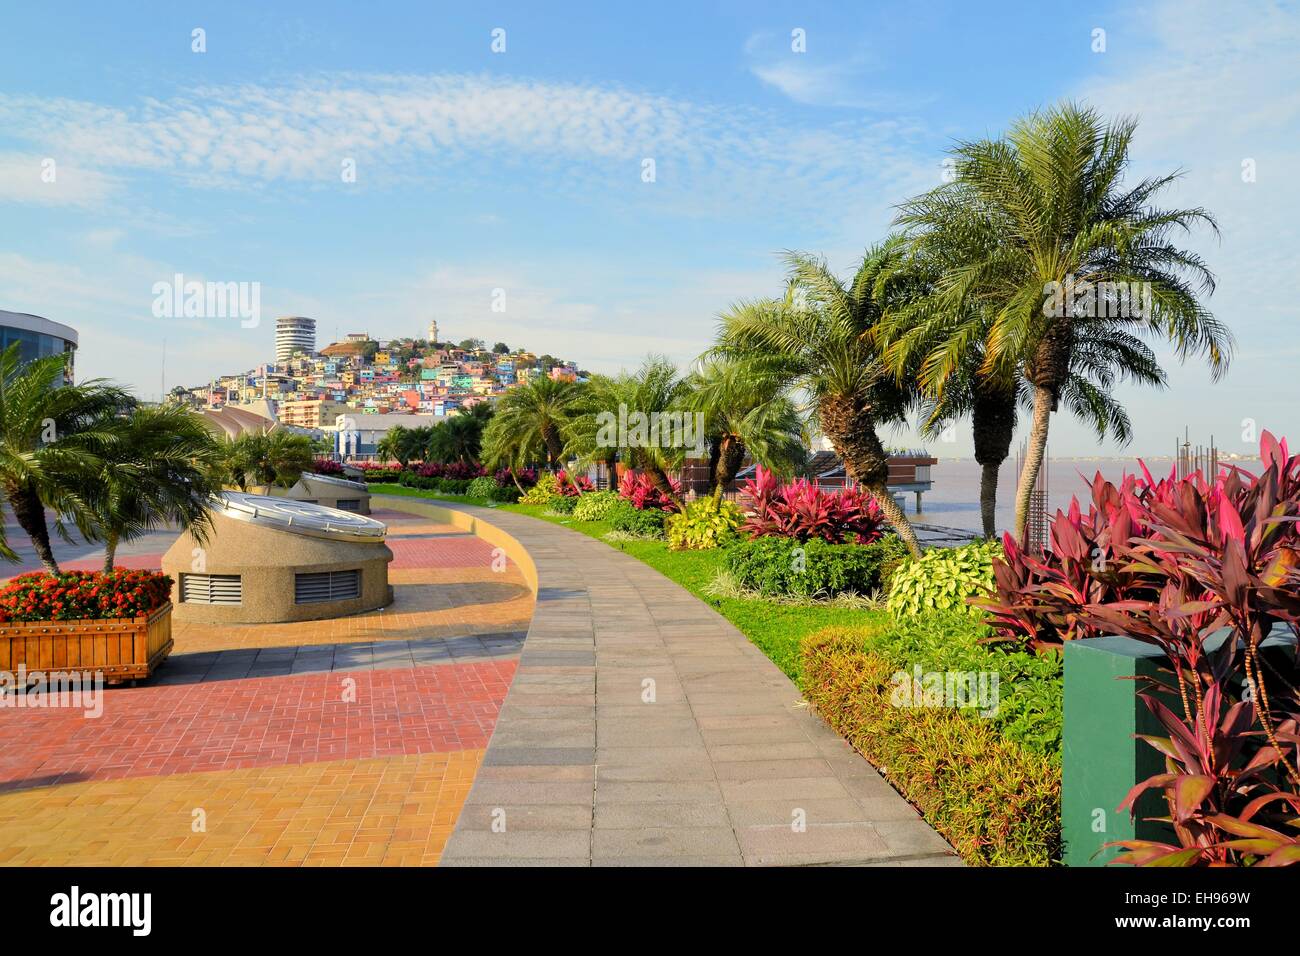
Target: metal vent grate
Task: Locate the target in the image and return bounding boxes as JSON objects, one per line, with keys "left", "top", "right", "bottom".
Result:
{"left": 181, "top": 573, "right": 243, "bottom": 605}
{"left": 294, "top": 569, "right": 361, "bottom": 604}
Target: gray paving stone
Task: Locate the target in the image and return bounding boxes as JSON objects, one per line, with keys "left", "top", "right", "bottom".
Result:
{"left": 456, "top": 803, "right": 592, "bottom": 831}
{"left": 386, "top": 497, "right": 959, "bottom": 869}
{"left": 592, "top": 826, "right": 741, "bottom": 857}
{"left": 595, "top": 801, "right": 730, "bottom": 829}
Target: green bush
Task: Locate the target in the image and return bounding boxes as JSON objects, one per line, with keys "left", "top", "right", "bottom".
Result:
{"left": 572, "top": 490, "right": 619, "bottom": 522}
{"left": 859, "top": 612, "right": 1062, "bottom": 757}
{"left": 886, "top": 540, "right": 998, "bottom": 618}
{"left": 547, "top": 494, "right": 579, "bottom": 514}
{"left": 467, "top": 476, "right": 498, "bottom": 500}
{"left": 802, "top": 618, "right": 1061, "bottom": 866}
{"left": 665, "top": 497, "right": 743, "bottom": 550}
{"left": 609, "top": 500, "right": 666, "bottom": 538}
{"left": 725, "top": 535, "right": 906, "bottom": 598}
{"left": 519, "top": 473, "right": 559, "bottom": 505}
{"left": 393, "top": 471, "right": 474, "bottom": 494}
{"left": 489, "top": 483, "right": 521, "bottom": 503}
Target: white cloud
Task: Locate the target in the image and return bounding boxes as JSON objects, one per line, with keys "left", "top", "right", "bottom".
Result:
{"left": 744, "top": 31, "right": 931, "bottom": 111}
{"left": 0, "top": 152, "right": 117, "bottom": 205}
{"left": 0, "top": 73, "right": 925, "bottom": 214}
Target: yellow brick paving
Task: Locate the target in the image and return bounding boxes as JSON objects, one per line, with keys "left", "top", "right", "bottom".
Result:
{"left": 0, "top": 750, "right": 484, "bottom": 866}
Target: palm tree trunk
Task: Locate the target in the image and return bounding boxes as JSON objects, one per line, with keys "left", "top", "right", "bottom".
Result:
{"left": 819, "top": 395, "right": 921, "bottom": 557}
{"left": 712, "top": 439, "right": 744, "bottom": 503}
{"left": 644, "top": 461, "right": 685, "bottom": 511}
{"left": 542, "top": 425, "right": 563, "bottom": 473}
{"left": 102, "top": 531, "right": 119, "bottom": 574}
{"left": 706, "top": 439, "right": 723, "bottom": 498}
{"left": 1013, "top": 385, "right": 1054, "bottom": 547}
{"left": 971, "top": 385, "right": 1016, "bottom": 540}
{"left": 8, "top": 483, "right": 60, "bottom": 574}
{"left": 866, "top": 483, "right": 921, "bottom": 556}
{"left": 978, "top": 463, "right": 1001, "bottom": 540}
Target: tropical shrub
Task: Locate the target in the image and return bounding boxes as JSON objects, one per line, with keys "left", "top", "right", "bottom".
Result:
{"left": 973, "top": 432, "right": 1300, "bottom": 866}
{"left": 858, "top": 612, "right": 1064, "bottom": 757}
{"left": 494, "top": 466, "right": 537, "bottom": 489}
{"left": 554, "top": 470, "right": 594, "bottom": 497}
{"left": 886, "top": 541, "right": 999, "bottom": 618}
{"left": 739, "top": 466, "right": 885, "bottom": 543}
{"left": 312, "top": 458, "right": 346, "bottom": 476}
{"left": 466, "top": 477, "right": 499, "bottom": 501}
{"left": 572, "top": 490, "right": 620, "bottom": 522}
{"left": 547, "top": 494, "right": 580, "bottom": 514}
{"left": 665, "top": 497, "right": 743, "bottom": 551}
{"left": 608, "top": 500, "right": 667, "bottom": 538}
{"left": 488, "top": 484, "right": 521, "bottom": 504}
{"left": 396, "top": 472, "right": 473, "bottom": 494}
{"left": 1076, "top": 434, "right": 1300, "bottom": 867}
{"left": 415, "top": 461, "right": 485, "bottom": 481}
{"left": 802, "top": 622, "right": 1061, "bottom": 866}
{"left": 618, "top": 469, "right": 680, "bottom": 512}
{"left": 519, "top": 473, "right": 561, "bottom": 505}
{"left": 725, "top": 535, "right": 907, "bottom": 598}
{"left": 360, "top": 463, "right": 403, "bottom": 482}
{"left": 0, "top": 570, "right": 174, "bottom": 622}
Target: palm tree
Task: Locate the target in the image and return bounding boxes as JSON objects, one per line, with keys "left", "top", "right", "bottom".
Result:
{"left": 712, "top": 245, "right": 923, "bottom": 555}
{"left": 567, "top": 358, "right": 691, "bottom": 509}
{"left": 404, "top": 425, "right": 434, "bottom": 464}
{"left": 481, "top": 376, "right": 582, "bottom": 473}
{"left": 428, "top": 406, "right": 492, "bottom": 464}
{"left": 218, "top": 430, "right": 314, "bottom": 493}
{"left": 376, "top": 426, "right": 408, "bottom": 466}
{"left": 684, "top": 357, "right": 806, "bottom": 500}
{"left": 895, "top": 102, "right": 1232, "bottom": 544}
{"left": 80, "top": 404, "right": 223, "bottom": 571}
{"left": 0, "top": 344, "right": 133, "bottom": 573}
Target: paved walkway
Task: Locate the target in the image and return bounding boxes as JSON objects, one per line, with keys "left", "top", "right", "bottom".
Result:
{"left": 0, "top": 508, "right": 527, "bottom": 866}
{"left": 380, "top": 498, "right": 959, "bottom": 867}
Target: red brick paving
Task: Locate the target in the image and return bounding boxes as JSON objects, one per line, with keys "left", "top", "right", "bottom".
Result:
{"left": 0, "top": 659, "right": 516, "bottom": 792}
{"left": 387, "top": 534, "right": 499, "bottom": 569}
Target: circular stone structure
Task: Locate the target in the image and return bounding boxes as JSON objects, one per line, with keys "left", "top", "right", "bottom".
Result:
{"left": 162, "top": 493, "right": 394, "bottom": 624}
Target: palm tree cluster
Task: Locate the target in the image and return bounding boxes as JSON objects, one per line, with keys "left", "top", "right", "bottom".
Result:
{"left": 377, "top": 403, "right": 495, "bottom": 468}
{"left": 0, "top": 344, "right": 222, "bottom": 574}
{"left": 715, "top": 102, "right": 1229, "bottom": 549}
{"left": 469, "top": 108, "right": 1226, "bottom": 555}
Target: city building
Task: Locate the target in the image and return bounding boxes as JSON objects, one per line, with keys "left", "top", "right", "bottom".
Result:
{"left": 0, "top": 310, "right": 77, "bottom": 381}
{"left": 275, "top": 316, "right": 316, "bottom": 363}
{"left": 279, "top": 398, "right": 354, "bottom": 429}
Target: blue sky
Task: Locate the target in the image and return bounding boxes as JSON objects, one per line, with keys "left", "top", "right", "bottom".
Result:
{"left": 1, "top": 0, "right": 1297, "bottom": 456}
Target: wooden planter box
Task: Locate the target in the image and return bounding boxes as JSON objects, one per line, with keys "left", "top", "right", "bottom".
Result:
{"left": 0, "top": 603, "right": 173, "bottom": 684}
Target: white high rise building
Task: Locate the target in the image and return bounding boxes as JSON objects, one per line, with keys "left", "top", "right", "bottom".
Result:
{"left": 275, "top": 316, "right": 316, "bottom": 363}
{"left": 427, "top": 319, "right": 438, "bottom": 345}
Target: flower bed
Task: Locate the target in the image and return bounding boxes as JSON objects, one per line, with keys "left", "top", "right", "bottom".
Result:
{"left": 0, "top": 570, "right": 174, "bottom": 683}
{"left": 0, "top": 570, "right": 172, "bottom": 622}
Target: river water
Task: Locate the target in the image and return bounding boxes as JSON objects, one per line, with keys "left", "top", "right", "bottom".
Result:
{"left": 910, "top": 456, "right": 1263, "bottom": 538}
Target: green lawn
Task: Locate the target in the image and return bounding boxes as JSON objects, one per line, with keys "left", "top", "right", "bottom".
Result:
{"left": 369, "top": 484, "right": 885, "bottom": 681}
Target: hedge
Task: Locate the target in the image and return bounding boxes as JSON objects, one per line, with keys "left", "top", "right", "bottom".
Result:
{"left": 801, "top": 622, "right": 1061, "bottom": 866}
{"left": 725, "top": 535, "right": 909, "bottom": 598}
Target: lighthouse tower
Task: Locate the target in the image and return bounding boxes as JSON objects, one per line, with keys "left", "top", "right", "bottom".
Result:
{"left": 427, "top": 319, "right": 439, "bottom": 346}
